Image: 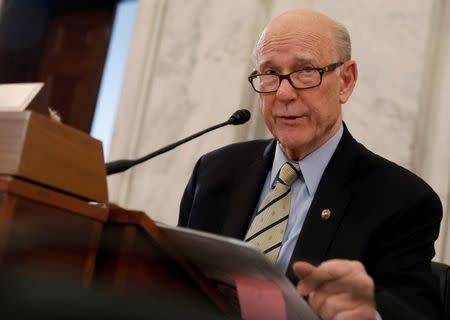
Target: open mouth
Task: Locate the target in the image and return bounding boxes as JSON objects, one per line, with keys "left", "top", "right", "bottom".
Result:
{"left": 277, "top": 115, "right": 306, "bottom": 125}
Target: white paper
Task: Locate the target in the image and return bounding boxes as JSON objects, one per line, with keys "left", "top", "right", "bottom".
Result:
{"left": 156, "top": 222, "right": 318, "bottom": 320}
{"left": 0, "top": 83, "right": 44, "bottom": 111}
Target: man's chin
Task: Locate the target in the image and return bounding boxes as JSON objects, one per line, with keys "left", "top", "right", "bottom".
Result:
{"left": 277, "top": 135, "right": 314, "bottom": 160}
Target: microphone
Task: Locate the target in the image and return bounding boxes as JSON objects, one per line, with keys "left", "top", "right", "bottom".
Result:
{"left": 106, "top": 109, "right": 251, "bottom": 175}
{"left": 228, "top": 109, "right": 251, "bottom": 125}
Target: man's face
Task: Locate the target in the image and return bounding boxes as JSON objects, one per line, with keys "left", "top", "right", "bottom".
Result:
{"left": 256, "top": 17, "right": 345, "bottom": 160}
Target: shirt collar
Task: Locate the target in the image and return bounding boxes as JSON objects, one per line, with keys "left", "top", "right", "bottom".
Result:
{"left": 271, "top": 123, "right": 343, "bottom": 196}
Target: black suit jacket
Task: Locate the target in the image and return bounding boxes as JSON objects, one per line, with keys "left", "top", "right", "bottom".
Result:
{"left": 179, "top": 126, "right": 443, "bottom": 319}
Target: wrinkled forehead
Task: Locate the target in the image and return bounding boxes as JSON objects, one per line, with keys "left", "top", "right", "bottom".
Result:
{"left": 255, "top": 14, "right": 337, "bottom": 67}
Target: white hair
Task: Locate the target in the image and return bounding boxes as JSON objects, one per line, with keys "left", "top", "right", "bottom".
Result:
{"left": 334, "top": 21, "right": 351, "bottom": 61}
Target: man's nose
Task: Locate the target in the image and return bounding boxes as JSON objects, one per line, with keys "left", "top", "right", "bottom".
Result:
{"left": 276, "top": 78, "right": 297, "bottom": 102}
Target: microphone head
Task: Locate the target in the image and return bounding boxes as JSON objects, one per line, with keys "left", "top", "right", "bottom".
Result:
{"left": 228, "top": 109, "right": 251, "bottom": 125}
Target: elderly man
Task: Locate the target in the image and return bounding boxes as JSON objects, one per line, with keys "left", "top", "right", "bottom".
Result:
{"left": 179, "top": 10, "right": 442, "bottom": 320}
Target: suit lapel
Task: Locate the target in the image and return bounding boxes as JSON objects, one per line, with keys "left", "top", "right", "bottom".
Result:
{"left": 285, "top": 126, "right": 360, "bottom": 283}
{"left": 221, "top": 140, "right": 276, "bottom": 239}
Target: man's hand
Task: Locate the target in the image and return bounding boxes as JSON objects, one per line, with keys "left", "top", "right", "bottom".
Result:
{"left": 293, "top": 260, "right": 376, "bottom": 320}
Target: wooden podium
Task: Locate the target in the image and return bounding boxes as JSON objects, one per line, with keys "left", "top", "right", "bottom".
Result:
{"left": 0, "top": 112, "right": 232, "bottom": 319}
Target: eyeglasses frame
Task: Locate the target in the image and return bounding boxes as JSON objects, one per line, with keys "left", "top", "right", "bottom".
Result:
{"left": 248, "top": 61, "right": 344, "bottom": 93}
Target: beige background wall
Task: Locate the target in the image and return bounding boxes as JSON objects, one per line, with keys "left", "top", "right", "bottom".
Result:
{"left": 107, "top": 0, "right": 450, "bottom": 263}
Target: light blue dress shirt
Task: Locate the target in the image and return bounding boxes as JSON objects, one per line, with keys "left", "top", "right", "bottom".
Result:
{"left": 253, "top": 124, "right": 344, "bottom": 273}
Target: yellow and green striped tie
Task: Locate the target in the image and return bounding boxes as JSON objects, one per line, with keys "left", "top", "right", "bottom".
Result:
{"left": 245, "top": 162, "right": 301, "bottom": 263}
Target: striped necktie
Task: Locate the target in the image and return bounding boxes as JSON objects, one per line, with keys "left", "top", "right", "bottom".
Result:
{"left": 245, "top": 162, "right": 301, "bottom": 263}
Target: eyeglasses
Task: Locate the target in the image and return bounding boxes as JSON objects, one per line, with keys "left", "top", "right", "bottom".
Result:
{"left": 248, "top": 62, "right": 343, "bottom": 93}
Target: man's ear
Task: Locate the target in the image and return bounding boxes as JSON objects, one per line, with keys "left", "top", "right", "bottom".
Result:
{"left": 339, "top": 60, "right": 358, "bottom": 104}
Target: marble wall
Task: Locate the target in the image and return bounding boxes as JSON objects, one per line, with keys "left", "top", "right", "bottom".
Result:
{"left": 108, "top": 0, "right": 450, "bottom": 262}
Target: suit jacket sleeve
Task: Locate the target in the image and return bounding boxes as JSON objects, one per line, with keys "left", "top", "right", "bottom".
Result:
{"left": 179, "top": 156, "right": 202, "bottom": 227}
{"left": 371, "top": 187, "right": 443, "bottom": 319}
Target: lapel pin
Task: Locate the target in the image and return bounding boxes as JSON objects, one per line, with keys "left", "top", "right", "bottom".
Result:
{"left": 321, "top": 209, "right": 331, "bottom": 220}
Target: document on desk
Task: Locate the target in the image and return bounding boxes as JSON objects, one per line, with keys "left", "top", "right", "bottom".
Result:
{"left": 156, "top": 223, "right": 319, "bottom": 320}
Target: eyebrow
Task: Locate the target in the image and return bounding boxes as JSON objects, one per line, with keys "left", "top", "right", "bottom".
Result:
{"left": 258, "top": 54, "right": 317, "bottom": 70}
